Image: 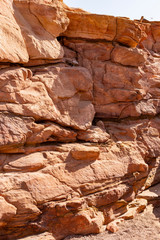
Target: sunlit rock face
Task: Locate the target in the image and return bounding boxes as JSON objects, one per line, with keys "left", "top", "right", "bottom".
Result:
{"left": 0, "top": 1, "right": 160, "bottom": 239}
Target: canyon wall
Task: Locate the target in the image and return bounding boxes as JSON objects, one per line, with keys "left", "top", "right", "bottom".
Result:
{"left": 0, "top": 0, "right": 160, "bottom": 239}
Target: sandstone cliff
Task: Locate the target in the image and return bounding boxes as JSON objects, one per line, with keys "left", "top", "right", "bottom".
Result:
{"left": 0, "top": 1, "right": 160, "bottom": 239}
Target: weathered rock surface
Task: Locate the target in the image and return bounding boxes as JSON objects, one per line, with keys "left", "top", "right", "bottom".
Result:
{"left": 13, "top": 0, "right": 67, "bottom": 62}
{"left": 0, "top": 0, "right": 29, "bottom": 63}
{"left": 0, "top": 65, "right": 94, "bottom": 131}
{"left": 111, "top": 45, "right": 147, "bottom": 66}
{"left": 62, "top": 11, "right": 116, "bottom": 41}
{"left": 1, "top": 0, "right": 69, "bottom": 64}
{"left": 0, "top": 1, "right": 160, "bottom": 240}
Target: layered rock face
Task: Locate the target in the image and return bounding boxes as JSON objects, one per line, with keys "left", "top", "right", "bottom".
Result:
{"left": 0, "top": 1, "right": 160, "bottom": 239}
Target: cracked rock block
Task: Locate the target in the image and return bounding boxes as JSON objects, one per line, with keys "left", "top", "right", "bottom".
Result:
{"left": 0, "top": 66, "right": 94, "bottom": 140}
{"left": 62, "top": 11, "right": 116, "bottom": 41}
{"left": 40, "top": 203, "right": 105, "bottom": 239}
{"left": 31, "top": 65, "right": 95, "bottom": 130}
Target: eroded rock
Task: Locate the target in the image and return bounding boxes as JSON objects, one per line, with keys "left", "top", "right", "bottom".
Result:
{"left": 62, "top": 10, "right": 116, "bottom": 41}
{"left": 0, "top": 1, "right": 160, "bottom": 239}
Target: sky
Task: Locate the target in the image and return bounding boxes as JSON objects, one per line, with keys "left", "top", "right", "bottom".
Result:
{"left": 64, "top": 0, "right": 160, "bottom": 21}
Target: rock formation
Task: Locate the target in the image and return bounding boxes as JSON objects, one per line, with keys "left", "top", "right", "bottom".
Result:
{"left": 0, "top": 0, "right": 160, "bottom": 239}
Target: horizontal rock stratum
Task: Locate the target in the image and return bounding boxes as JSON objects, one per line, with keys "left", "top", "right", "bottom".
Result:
{"left": 0, "top": 0, "right": 160, "bottom": 239}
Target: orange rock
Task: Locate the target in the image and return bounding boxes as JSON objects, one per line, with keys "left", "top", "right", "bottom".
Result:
{"left": 0, "top": 67, "right": 59, "bottom": 122}
{"left": 0, "top": 0, "right": 69, "bottom": 64}
{"left": 32, "top": 65, "right": 94, "bottom": 130}
{"left": 14, "top": 0, "right": 65, "bottom": 61}
{"left": 26, "top": 122, "right": 77, "bottom": 144}
{"left": 3, "top": 152, "right": 47, "bottom": 172}
{"left": 137, "top": 183, "right": 160, "bottom": 200}
{"left": 111, "top": 45, "right": 147, "bottom": 66}
{"left": 116, "top": 17, "right": 146, "bottom": 47}
{"left": 63, "top": 38, "right": 114, "bottom": 61}
{"left": 24, "top": 173, "right": 72, "bottom": 204}
{"left": 106, "top": 221, "right": 119, "bottom": 233}
{"left": 29, "top": 0, "right": 69, "bottom": 37}
{"left": 102, "top": 200, "right": 128, "bottom": 224}
{"left": 41, "top": 204, "right": 105, "bottom": 238}
{"left": 3, "top": 189, "right": 41, "bottom": 225}
{"left": 77, "top": 126, "right": 110, "bottom": 143}
{"left": 92, "top": 60, "right": 145, "bottom": 118}
{"left": 62, "top": 11, "right": 116, "bottom": 41}
{"left": 0, "top": 65, "right": 94, "bottom": 130}
{"left": 0, "top": 1, "right": 160, "bottom": 239}
{"left": 151, "top": 22, "right": 160, "bottom": 42}
{"left": 70, "top": 145, "right": 100, "bottom": 161}
{"left": 0, "top": 0, "right": 29, "bottom": 63}
{"left": 0, "top": 196, "right": 17, "bottom": 227}
{"left": 151, "top": 22, "right": 160, "bottom": 52}
{"left": 120, "top": 199, "right": 147, "bottom": 220}
{"left": 85, "top": 184, "right": 129, "bottom": 208}
{"left": 0, "top": 112, "right": 33, "bottom": 153}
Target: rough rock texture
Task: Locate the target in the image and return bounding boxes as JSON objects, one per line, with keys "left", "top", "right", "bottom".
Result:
{"left": 64, "top": 204, "right": 160, "bottom": 240}
{"left": 0, "top": 1, "right": 160, "bottom": 240}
